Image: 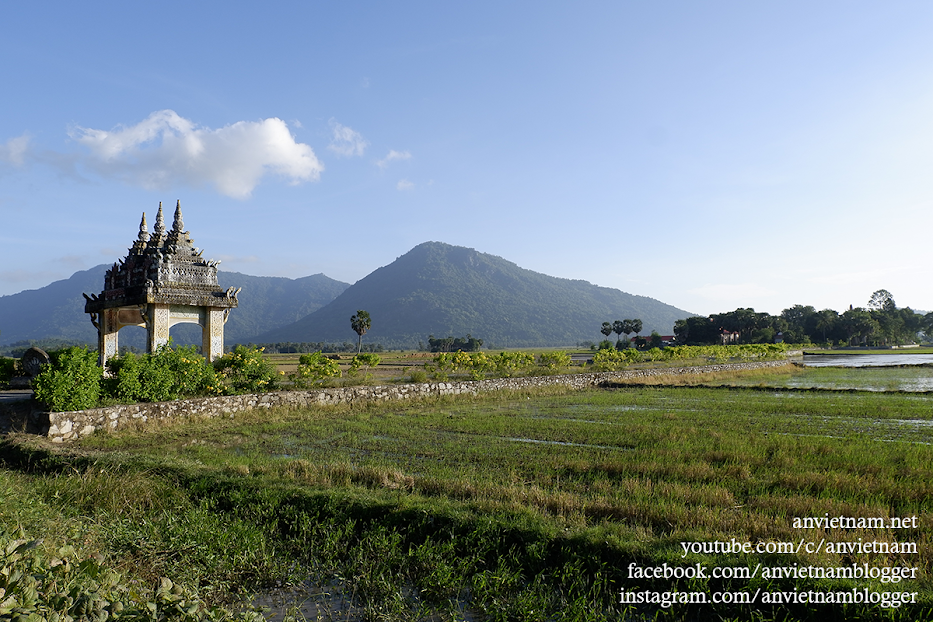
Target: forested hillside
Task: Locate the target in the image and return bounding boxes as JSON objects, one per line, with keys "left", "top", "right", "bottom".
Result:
{"left": 250, "top": 242, "right": 692, "bottom": 348}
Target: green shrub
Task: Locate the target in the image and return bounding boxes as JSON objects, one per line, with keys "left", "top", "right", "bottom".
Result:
{"left": 105, "top": 351, "right": 144, "bottom": 401}
{"left": 439, "top": 350, "right": 494, "bottom": 380}
{"left": 33, "top": 346, "right": 102, "bottom": 411}
{"left": 426, "top": 352, "right": 453, "bottom": 380}
{"left": 537, "top": 351, "right": 571, "bottom": 370}
{"left": 597, "top": 340, "right": 615, "bottom": 351}
{"left": 462, "top": 351, "right": 493, "bottom": 380}
{"left": 157, "top": 344, "right": 217, "bottom": 398}
{"left": 428, "top": 350, "right": 501, "bottom": 380}
{"left": 106, "top": 343, "right": 218, "bottom": 403}
{"left": 490, "top": 351, "right": 535, "bottom": 377}
{"left": 644, "top": 347, "right": 666, "bottom": 361}
{"left": 663, "top": 343, "right": 788, "bottom": 362}
{"left": 0, "top": 357, "right": 15, "bottom": 385}
{"left": 349, "top": 352, "right": 381, "bottom": 378}
{"left": 591, "top": 348, "right": 642, "bottom": 371}
{"left": 591, "top": 348, "right": 624, "bottom": 371}
{"left": 213, "top": 345, "right": 278, "bottom": 393}
{"left": 291, "top": 351, "right": 342, "bottom": 387}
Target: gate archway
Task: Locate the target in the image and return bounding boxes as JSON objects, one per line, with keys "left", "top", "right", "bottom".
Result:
{"left": 85, "top": 201, "right": 239, "bottom": 364}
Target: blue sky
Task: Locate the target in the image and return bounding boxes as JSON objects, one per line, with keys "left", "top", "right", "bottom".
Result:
{"left": 2, "top": 2, "right": 933, "bottom": 317}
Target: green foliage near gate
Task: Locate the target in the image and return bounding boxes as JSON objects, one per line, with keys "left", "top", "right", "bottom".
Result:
{"left": 34, "top": 343, "right": 280, "bottom": 411}
{"left": 33, "top": 346, "right": 102, "bottom": 412}
{"left": 106, "top": 344, "right": 219, "bottom": 403}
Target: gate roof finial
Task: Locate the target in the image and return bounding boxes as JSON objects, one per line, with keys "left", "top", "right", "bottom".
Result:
{"left": 173, "top": 199, "right": 184, "bottom": 232}
{"left": 154, "top": 202, "right": 166, "bottom": 235}
{"left": 87, "top": 201, "right": 238, "bottom": 314}
{"left": 137, "top": 212, "right": 149, "bottom": 242}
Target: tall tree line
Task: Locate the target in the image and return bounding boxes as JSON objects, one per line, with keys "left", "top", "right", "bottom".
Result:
{"left": 674, "top": 290, "right": 932, "bottom": 347}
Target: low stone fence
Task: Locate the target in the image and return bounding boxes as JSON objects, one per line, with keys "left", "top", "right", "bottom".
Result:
{"left": 0, "top": 398, "right": 47, "bottom": 436}
{"left": 1, "top": 360, "right": 792, "bottom": 443}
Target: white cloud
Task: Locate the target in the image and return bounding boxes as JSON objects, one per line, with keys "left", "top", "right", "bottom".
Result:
{"left": 397, "top": 179, "right": 414, "bottom": 191}
{"left": 0, "top": 134, "right": 30, "bottom": 165}
{"left": 327, "top": 119, "right": 368, "bottom": 157}
{"left": 70, "top": 110, "right": 323, "bottom": 199}
{"left": 377, "top": 149, "right": 411, "bottom": 169}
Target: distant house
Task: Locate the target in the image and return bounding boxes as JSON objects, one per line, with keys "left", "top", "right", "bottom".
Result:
{"left": 630, "top": 335, "right": 676, "bottom": 347}
{"left": 719, "top": 329, "right": 740, "bottom": 345}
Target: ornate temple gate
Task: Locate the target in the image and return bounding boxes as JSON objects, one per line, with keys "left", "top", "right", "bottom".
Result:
{"left": 85, "top": 202, "right": 239, "bottom": 364}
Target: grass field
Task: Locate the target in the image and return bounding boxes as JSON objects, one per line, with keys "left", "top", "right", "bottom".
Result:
{"left": 1, "top": 366, "right": 931, "bottom": 620}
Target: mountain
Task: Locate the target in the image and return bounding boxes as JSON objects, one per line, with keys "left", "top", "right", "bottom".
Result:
{"left": 0, "top": 266, "right": 349, "bottom": 349}
{"left": 212, "top": 271, "right": 350, "bottom": 342}
{"left": 0, "top": 265, "right": 107, "bottom": 346}
{"left": 249, "top": 242, "right": 694, "bottom": 348}
{"left": 2, "top": 243, "right": 696, "bottom": 352}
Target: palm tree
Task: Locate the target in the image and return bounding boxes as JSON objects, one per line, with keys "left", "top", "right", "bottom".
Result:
{"left": 600, "top": 322, "right": 613, "bottom": 343}
{"left": 350, "top": 310, "right": 372, "bottom": 354}
{"left": 815, "top": 309, "right": 837, "bottom": 344}
{"left": 612, "top": 320, "right": 625, "bottom": 346}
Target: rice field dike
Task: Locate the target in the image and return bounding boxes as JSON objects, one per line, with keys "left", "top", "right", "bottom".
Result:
{"left": 1, "top": 364, "right": 931, "bottom": 621}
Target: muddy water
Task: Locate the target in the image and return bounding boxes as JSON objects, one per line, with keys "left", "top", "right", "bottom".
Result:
{"left": 251, "top": 580, "right": 481, "bottom": 622}
{"left": 251, "top": 582, "right": 363, "bottom": 621}
{"left": 249, "top": 568, "right": 481, "bottom": 621}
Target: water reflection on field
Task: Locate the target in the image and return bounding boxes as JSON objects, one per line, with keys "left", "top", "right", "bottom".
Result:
{"left": 779, "top": 368, "right": 933, "bottom": 392}
{"left": 788, "top": 354, "right": 933, "bottom": 392}
{"left": 803, "top": 353, "right": 933, "bottom": 367}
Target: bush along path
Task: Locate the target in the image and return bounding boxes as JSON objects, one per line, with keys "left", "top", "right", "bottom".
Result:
{"left": 31, "top": 343, "right": 793, "bottom": 413}
{"left": 32, "top": 343, "right": 281, "bottom": 412}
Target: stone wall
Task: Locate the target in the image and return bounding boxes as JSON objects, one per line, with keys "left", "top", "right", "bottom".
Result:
{"left": 0, "top": 398, "right": 48, "bottom": 436}
{"left": 1, "top": 360, "right": 793, "bottom": 443}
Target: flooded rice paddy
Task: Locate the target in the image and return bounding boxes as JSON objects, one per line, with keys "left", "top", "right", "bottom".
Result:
{"left": 802, "top": 353, "right": 933, "bottom": 367}
{"left": 241, "top": 364, "right": 933, "bottom": 619}
{"left": 727, "top": 356, "right": 933, "bottom": 392}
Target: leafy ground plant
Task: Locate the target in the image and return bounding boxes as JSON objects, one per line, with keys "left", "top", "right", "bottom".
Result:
{"left": 0, "top": 528, "right": 264, "bottom": 621}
